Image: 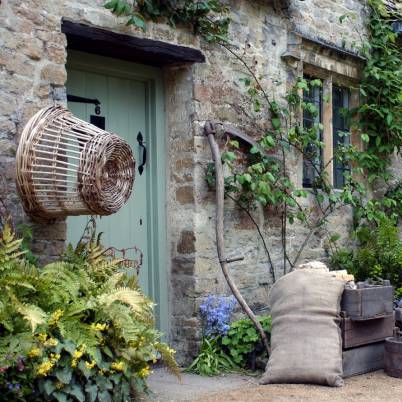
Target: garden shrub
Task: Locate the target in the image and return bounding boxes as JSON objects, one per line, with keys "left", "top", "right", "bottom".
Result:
{"left": 330, "top": 218, "right": 402, "bottom": 297}
{"left": 187, "top": 295, "right": 271, "bottom": 375}
{"left": 221, "top": 316, "right": 271, "bottom": 368}
{"left": 0, "top": 224, "right": 178, "bottom": 401}
{"left": 186, "top": 295, "right": 237, "bottom": 376}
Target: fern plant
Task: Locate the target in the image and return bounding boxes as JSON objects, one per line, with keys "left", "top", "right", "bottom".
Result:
{"left": 0, "top": 224, "right": 179, "bottom": 401}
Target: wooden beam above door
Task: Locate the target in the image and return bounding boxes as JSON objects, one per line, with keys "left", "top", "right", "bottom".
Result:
{"left": 62, "top": 20, "right": 206, "bottom": 67}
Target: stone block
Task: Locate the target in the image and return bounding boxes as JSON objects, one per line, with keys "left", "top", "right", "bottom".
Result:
{"left": 176, "top": 186, "right": 194, "bottom": 204}
{"left": 32, "top": 220, "right": 67, "bottom": 241}
{"left": 40, "top": 63, "right": 67, "bottom": 86}
{"left": 177, "top": 230, "right": 196, "bottom": 254}
{"left": 171, "top": 257, "right": 195, "bottom": 276}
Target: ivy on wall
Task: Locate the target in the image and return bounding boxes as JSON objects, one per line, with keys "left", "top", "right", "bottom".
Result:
{"left": 342, "top": 0, "right": 402, "bottom": 223}
{"left": 105, "top": 0, "right": 230, "bottom": 42}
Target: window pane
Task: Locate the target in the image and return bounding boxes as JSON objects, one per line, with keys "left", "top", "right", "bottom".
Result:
{"left": 303, "top": 78, "right": 322, "bottom": 188}
{"left": 332, "top": 86, "right": 350, "bottom": 189}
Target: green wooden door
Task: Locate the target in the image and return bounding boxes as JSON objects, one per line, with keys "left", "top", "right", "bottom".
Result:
{"left": 66, "top": 51, "right": 168, "bottom": 335}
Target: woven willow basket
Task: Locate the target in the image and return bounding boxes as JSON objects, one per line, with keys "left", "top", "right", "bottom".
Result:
{"left": 16, "top": 105, "right": 135, "bottom": 221}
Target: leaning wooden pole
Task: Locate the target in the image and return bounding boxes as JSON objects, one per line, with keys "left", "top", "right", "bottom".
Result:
{"left": 205, "top": 121, "right": 271, "bottom": 356}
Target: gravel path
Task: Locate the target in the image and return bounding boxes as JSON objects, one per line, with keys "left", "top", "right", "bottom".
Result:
{"left": 146, "top": 370, "right": 402, "bottom": 402}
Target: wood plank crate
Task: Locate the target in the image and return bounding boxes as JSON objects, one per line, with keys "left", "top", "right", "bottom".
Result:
{"left": 341, "top": 283, "right": 393, "bottom": 320}
{"left": 341, "top": 313, "right": 395, "bottom": 349}
{"left": 343, "top": 342, "right": 385, "bottom": 378}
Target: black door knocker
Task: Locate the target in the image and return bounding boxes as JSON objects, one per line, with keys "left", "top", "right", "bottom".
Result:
{"left": 137, "top": 132, "right": 147, "bottom": 175}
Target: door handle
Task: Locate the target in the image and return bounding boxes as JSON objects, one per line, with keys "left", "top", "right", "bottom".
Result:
{"left": 137, "top": 131, "right": 147, "bottom": 175}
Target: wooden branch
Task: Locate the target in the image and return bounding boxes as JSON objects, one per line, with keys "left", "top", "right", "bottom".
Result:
{"left": 205, "top": 122, "right": 271, "bottom": 357}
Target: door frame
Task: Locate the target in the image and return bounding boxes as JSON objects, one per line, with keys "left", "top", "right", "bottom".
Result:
{"left": 66, "top": 50, "right": 169, "bottom": 336}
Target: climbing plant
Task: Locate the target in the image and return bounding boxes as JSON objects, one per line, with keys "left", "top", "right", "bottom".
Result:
{"left": 105, "top": 0, "right": 230, "bottom": 42}
{"left": 340, "top": 0, "right": 402, "bottom": 224}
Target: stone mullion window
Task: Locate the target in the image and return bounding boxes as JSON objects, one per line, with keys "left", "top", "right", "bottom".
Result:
{"left": 302, "top": 76, "right": 324, "bottom": 188}
{"left": 301, "top": 74, "right": 358, "bottom": 189}
{"left": 282, "top": 32, "right": 364, "bottom": 190}
{"left": 332, "top": 85, "right": 351, "bottom": 189}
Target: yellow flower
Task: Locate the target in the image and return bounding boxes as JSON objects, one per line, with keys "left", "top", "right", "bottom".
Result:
{"left": 37, "top": 333, "right": 47, "bottom": 343}
{"left": 55, "top": 382, "right": 64, "bottom": 390}
{"left": 166, "top": 347, "right": 176, "bottom": 355}
{"left": 44, "top": 338, "right": 58, "bottom": 347}
{"left": 73, "top": 347, "right": 84, "bottom": 360}
{"left": 28, "top": 347, "right": 41, "bottom": 358}
{"left": 138, "top": 366, "right": 151, "bottom": 378}
{"left": 90, "top": 323, "right": 109, "bottom": 331}
{"left": 37, "top": 360, "right": 54, "bottom": 376}
{"left": 50, "top": 353, "right": 61, "bottom": 362}
{"left": 85, "top": 360, "right": 96, "bottom": 369}
{"left": 49, "top": 309, "right": 64, "bottom": 326}
{"left": 111, "top": 361, "right": 125, "bottom": 372}
{"left": 71, "top": 345, "right": 85, "bottom": 368}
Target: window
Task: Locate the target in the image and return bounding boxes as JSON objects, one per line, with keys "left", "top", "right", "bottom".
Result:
{"left": 332, "top": 86, "right": 350, "bottom": 189}
{"left": 302, "top": 77, "right": 354, "bottom": 189}
{"left": 302, "top": 79, "right": 323, "bottom": 188}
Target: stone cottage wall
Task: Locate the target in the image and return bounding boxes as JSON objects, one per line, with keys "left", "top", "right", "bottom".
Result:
{"left": 0, "top": 0, "right": 392, "bottom": 364}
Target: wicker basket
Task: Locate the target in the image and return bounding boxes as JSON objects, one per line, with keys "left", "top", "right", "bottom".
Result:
{"left": 16, "top": 105, "right": 135, "bottom": 221}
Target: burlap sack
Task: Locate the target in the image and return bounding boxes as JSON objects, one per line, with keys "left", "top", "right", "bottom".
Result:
{"left": 260, "top": 269, "right": 345, "bottom": 387}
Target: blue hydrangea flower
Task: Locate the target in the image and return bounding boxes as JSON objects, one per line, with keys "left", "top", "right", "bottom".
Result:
{"left": 200, "top": 295, "right": 236, "bottom": 337}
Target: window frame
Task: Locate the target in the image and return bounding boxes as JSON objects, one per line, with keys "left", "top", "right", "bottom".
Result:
{"left": 301, "top": 66, "right": 361, "bottom": 189}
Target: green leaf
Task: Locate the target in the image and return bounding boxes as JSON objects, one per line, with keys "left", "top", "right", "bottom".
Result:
{"left": 128, "top": 13, "right": 147, "bottom": 31}
{"left": 67, "top": 384, "right": 85, "bottom": 402}
{"left": 85, "top": 383, "right": 98, "bottom": 402}
{"left": 297, "top": 80, "right": 308, "bottom": 90}
{"left": 98, "top": 390, "right": 112, "bottom": 402}
{"left": 222, "top": 151, "right": 236, "bottom": 163}
{"left": 53, "top": 392, "right": 67, "bottom": 402}
{"left": 229, "top": 140, "right": 239, "bottom": 149}
{"left": 56, "top": 366, "right": 73, "bottom": 384}
{"left": 44, "top": 379, "right": 56, "bottom": 396}
{"left": 104, "top": 0, "right": 118, "bottom": 10}
{"left": 272, "top": 118, "right": 281, "bottom": 130}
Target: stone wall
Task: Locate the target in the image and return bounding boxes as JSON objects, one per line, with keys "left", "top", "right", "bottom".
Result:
{"left": 0, "top": 0, "right": 393, "bottom": 364}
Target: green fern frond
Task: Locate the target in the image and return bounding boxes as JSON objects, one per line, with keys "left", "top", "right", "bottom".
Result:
{"left": 155, "top": 342, "right": 181, "bottom": 379}
{"left": 101, "top": 303, "right": 142, "bottom": 343}
{"left": 97, "top": 287, "right": 149, "bottom": 313}
{"left": 40, "top": 262, "right": 88, "bottom": 304}
{"left": 15, "top": 302, "right": 47, "bottom": 332}
{"left": 0, "top": 224, "right": 25, "bottom": 264}
{"left": 57, "top": 317, "right": 99, "bottom": 354}
{"left": 98, "top": 272, "right": 124, "bottom": 293}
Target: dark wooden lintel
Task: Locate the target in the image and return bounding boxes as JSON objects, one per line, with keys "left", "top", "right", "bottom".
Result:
{"left": 61, "top": 20, "right": 205, "bottom": 67}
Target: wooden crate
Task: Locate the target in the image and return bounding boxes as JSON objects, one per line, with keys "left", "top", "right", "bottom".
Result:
{"left": 341, "top": 284, "right": 393, "bottom": 320}
{"left": 343, "top": 342, "right": 384, "bottom": 378}
{"left": 341, "top": 313, "right": 395, "bottom": 349}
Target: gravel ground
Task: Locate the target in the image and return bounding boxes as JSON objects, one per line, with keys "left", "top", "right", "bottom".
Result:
{"left": 146, "top": 370, "right": 402, "bottom": 402}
